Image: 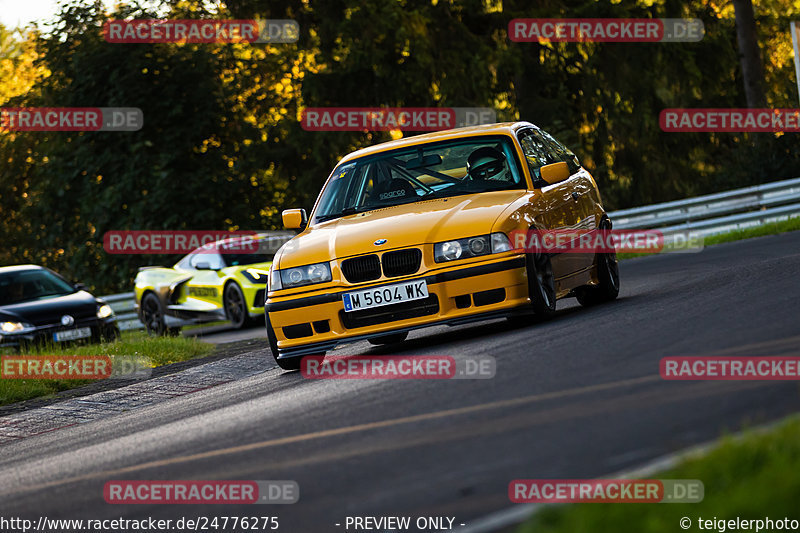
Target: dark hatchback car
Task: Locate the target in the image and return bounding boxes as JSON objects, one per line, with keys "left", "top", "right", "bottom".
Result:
{"left": 0, "top": 265, "right": 120, "bottom": 348}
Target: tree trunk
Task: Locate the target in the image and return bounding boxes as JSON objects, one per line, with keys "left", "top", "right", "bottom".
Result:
{"left": 732, "top": 0, "right": 767, "bottom": 108}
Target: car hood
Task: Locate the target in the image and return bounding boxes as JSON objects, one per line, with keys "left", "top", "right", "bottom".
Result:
{"left": 0, "top": 291, "right": 99, "bottom": 326}
{"left": 278, "top": 190, "right": 527, "bottom": 267}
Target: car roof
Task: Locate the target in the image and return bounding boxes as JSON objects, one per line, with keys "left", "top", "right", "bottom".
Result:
{"left": 0, "top": 264, "right": 44, "bottom": 274}
{"left": 337, "top": 121, "right": 534, "bottom": 164}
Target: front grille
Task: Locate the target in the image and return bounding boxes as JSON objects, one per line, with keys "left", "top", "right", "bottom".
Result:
{"left": 341, "top": 254, "right": 381, "bottom": 283}
{"left": 340, "top": 294, "right": 439, "bottom": 329}
{"left": 382, "top": 248, "right": 422, "bottom": 277}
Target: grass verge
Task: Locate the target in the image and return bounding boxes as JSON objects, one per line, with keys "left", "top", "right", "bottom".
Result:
{"left": 618, "top": 216, "right": 800, "bottom": 260}
{"left": 701, "top": 216, "right": 800, "bottom": 246}
{"left": 517, "top": 417, "right": 800, "bottom": 533}
{"left": 0, "top": 330, "right": 214, "bottom": 406}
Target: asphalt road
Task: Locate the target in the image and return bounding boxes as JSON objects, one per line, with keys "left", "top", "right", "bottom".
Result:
{"left": 183, "top": 322, "right": 267, "bottom": 344}
{"left": 2, "top": 233, "right": 800, "bottom": 532}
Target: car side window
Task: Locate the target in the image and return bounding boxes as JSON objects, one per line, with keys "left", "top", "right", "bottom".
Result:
{"left": 189, "top": 253, "right": 224, "bottom": 270}
{"left": 176, "top": 255, "right": 193, "bottom": 270}
{"left": 539, "top": 129, "right": 581, "bottom": 173}
{"left": 518, "top": 129, "right": 559, "bottom": 186}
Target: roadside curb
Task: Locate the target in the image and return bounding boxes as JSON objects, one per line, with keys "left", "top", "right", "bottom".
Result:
{"left": 0, "top": 339, "right": 275, "bottom": 443}
{"left": 0, "top": 338, "right": 265, "bottom": 416}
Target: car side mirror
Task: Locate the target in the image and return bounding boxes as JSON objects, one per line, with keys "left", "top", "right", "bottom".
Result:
{"left": 539, "top": 161, "right": 570, "bottom": 185}
{"left": 194, "top": 262, "right": 213, "bottom": 270}
{"left": 74, "top": 282, "right": 88, "bottom": 291}
{"left": 282, "top": 208, "right": 307, "bottom": 230}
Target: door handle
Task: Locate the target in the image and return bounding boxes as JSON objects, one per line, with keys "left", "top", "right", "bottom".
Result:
{"left": 571, "top": 191, "right": 580, "bottom": 202}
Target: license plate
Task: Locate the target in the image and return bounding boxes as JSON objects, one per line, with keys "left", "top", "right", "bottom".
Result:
{"left": 54, "top": 327, "right": 91, "bottom": 342}
{"left": 342, "top": 280, "right": 428, "bottom": 312}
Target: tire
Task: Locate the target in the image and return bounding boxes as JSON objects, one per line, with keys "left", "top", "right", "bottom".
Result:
{"left": 102, "top": 324, "right": 121, "bottom": 342}
{"left": 525, "top": 250, "right": 557, "bottom": 319}
{"left": 576, "top": 220, "right": 620, "bottom": 306}
{"left": 368, "top": 331, "right": 409, "bottom": 346}
{"left": 141, "top": 292, "right": 167, "bottom": 335}
{"left": 224, "top": 282, "right": 252, "bottom": 329}
{"left": 265, "top": 312, "right": 318, "bottom": 371}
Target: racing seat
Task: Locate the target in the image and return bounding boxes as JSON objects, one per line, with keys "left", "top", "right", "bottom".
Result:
{"left": 376, "top": 178, "right": 417, "bottom": 203}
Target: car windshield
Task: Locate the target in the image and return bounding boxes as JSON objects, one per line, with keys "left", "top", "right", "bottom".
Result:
{"left": 0, "top": 269, "right": 77, "bottom": 305}
{"left": 313, "top": 135, "right": 525, "bottom": 223}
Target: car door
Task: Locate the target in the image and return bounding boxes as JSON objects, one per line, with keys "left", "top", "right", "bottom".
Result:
{"left": 517, "top": 127, "right": 584, "bottom": 276}
{"left": 185, "top": 252, "right": 225, "bottom": 308}
{"left": 538, "top": 129, "right": 598, "bottom": 227}
{"left": 538, "top": 128, "right": 598, "bottom": 271}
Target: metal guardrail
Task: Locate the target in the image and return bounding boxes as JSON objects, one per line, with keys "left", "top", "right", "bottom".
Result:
{"left": 100, "top": 292, "right": 142, "bottom": 331}
{"left": 103, "top": 177, "right": 800, "bottom": 330}
{"left": 609, "top": 176, "right": 800, "bottom": 236}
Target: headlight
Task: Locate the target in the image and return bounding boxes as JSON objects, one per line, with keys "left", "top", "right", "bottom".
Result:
{"left": 434, "top": 232, "right": 512, "bottom": 262}
{"left": 272, "top": 262, "right": 332, "bottom": 290}
{"left": 440, "top": 240, "right": 463, "bottom": 261}
{"left": 0, "top": 321, "right": 35, "bottom": 334}
{"left": 241, "top": 268, "right": 270, "bottom": 283}
{"left": 269, "top": 268, "right": 282, "bottom": 291}
{"left": 96, "top": 304, "right": 114, "bottom": 319}
{"left": 491, "top": 232, "right": 513, "bottom": 253}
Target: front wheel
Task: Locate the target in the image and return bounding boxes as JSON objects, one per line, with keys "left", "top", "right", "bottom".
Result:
{"left": 576, "top": 221, "right": 620, "bottom": 306}
{"left": 141, "top": 292, "right": 167, "bottom": 335}
{"left": 526, "top": 251, "right": 557, "bottom": 319}
{"left": 265, "top": 312, "right": 318, "bottom": 371}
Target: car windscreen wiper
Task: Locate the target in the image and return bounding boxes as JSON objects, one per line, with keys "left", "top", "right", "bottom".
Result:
{"left": 315, "top": 206, "right": 363, "bottom": 222}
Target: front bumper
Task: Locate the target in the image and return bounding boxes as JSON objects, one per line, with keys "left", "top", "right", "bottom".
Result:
{"left": 265, "top": 254, "right": 529, "bottom": 359}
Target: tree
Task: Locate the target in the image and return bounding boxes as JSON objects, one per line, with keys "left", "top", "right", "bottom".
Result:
{"left": 732, "top": 0, "right": 767, "bottom": 107}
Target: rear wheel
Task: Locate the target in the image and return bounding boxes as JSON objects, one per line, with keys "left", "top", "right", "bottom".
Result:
{"left": 368, "top": 331, "right": 409, "bottom": 346}
{"left": 224, "top": 283, "right": 252, "bottom": 329}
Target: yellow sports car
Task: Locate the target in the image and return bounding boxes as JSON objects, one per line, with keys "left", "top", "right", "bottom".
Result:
{"left": 134, "top": 233, "right": 293, "bottom": 334}
{"left": 265, "top": 122, "right": 619, "bottom": 369}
